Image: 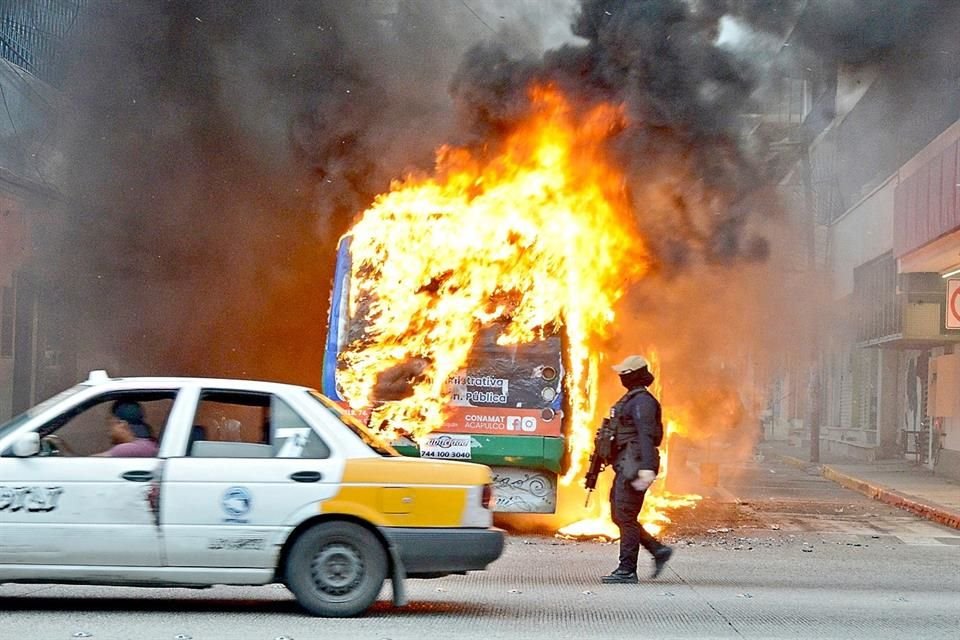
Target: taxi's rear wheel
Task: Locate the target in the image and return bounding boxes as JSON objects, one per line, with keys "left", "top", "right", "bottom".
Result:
{"left": 285, "top": 521, "right": 388, "bottom": 617}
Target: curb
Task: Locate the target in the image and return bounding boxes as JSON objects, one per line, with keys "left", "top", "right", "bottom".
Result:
{"left": 772, "top": 453, "right": 812, "bottom": 471}
{"left": 767, "top": 451, "right": 960, "bottom": 531}
{"left": 820, "top": 466, "right": 960, "bottom": 531}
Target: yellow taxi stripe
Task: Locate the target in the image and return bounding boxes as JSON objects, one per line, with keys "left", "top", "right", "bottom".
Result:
{"left": 341, "top": 458, "right": 491, "bottom": 484}
{"left": 319, "top": 458, "right": 490, "bottom": 527}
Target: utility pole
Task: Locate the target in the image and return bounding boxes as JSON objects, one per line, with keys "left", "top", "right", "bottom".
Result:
{"left": 800, "top": 143, "right": 821, "bottom": 463}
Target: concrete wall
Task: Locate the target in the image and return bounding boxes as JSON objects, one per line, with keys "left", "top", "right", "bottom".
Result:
{"left": 829, "top": 175, "right": 897, "bottom": 299}
{"left": 935, "top": 448, "right": 960, "bottom": 483}
{"left": 835, "top": 65, "right": 879, "bottom": 120}
{"left": 816, "top": 175, "right": 902, "bottom": 461}
{"left": 0, "top": 192, "right": 30, "bottom": 420}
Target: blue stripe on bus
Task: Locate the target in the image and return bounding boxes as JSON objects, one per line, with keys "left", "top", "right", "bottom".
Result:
{"left": 322, "top": 236, "right": 352, "bottom": 401}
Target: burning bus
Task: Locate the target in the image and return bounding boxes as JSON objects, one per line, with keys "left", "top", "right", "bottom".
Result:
{"left": 323, "top": 235, "right": 567, "bottom": 512}
{"left": 319, "top": 85, "right": 653, "bottom": 520}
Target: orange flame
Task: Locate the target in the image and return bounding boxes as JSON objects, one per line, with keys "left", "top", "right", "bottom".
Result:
{"left": 338, "top": 84, "right": 648, "bottom": 443}
{"left": 643, "top": 353, "right": 702, "bottom": 535}
{"left": 338, "top": 83, "right": 701, "bottom": 538}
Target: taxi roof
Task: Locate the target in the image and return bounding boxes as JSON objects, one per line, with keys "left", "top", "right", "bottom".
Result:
{"left": 83, "top": 370, "right": 318, "bottom": 395}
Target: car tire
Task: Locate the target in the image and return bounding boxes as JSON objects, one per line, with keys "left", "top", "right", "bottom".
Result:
{"left": 285, "top": 521, "right": 388, "bottom": 617}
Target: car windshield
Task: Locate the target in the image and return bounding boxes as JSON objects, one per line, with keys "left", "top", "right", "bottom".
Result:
{"left": 307, "top": 390, "right": 399, "bottom": 457}
{"left": 0, "top": 384, "right": 89, "bottom": 441}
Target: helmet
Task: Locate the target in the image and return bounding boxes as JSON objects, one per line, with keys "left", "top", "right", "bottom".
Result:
{"left": 612, "top": 354, "right": 649, "bottom": 375}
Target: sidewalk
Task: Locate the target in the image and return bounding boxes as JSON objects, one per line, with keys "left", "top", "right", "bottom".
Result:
{"left": 759, "top": 440, "right": 960, "bottom": 530}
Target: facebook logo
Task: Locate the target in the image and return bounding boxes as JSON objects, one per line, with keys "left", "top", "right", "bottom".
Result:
{"left": 507, "top": 416, "right": 537, "bottom": 432}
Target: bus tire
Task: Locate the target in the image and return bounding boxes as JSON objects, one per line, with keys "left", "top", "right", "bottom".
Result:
{"left": 285, "top": 521, "right": 388, "bottom": 617}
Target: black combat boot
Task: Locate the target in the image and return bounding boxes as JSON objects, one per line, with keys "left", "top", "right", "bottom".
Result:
{"left": 601, "top": 568, "right": 639, "bottom": 584}
{"left": 651, "top": 546, "right": 673, "bottom": 578}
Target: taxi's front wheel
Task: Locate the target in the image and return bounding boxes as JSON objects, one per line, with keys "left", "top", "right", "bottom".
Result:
{"left": 285, "top": 521, "right": 388, "bottom": 617}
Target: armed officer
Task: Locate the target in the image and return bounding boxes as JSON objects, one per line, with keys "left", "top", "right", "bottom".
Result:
{"left": 601, "top": 354, "right": 673, "bottom": 584}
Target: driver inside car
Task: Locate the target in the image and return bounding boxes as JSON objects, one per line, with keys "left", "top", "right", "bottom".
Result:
{"left": 95, "top": 401, "right": 159, "bottom": 457}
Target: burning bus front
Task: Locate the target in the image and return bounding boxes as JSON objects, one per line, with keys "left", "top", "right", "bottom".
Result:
{"left": 323, "top": 236, "right": 567, "bottom": 513}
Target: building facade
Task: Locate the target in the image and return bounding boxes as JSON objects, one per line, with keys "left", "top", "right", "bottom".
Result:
{"left": 0, "top": 2, "right": 85, "bottom": 419}
{"left": 763, "top": 5, "right": 960, "bottom": 481}
{"left": 893, "top": 121, "right": 960, "bottom": 478}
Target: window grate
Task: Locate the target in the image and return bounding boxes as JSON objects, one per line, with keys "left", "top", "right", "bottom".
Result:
{"left": 853, "top": 252, "right": 901, "bottom": 342}
{"left": 0, "top": 1, "right": 87, "bottom": 87}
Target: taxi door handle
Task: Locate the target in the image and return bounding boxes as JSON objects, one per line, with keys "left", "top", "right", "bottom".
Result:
{"left": 121, "top": 470, "right": 154, "bottom": 482}
{"left": 290, "top": 471, "right": 323, "bottom": 483}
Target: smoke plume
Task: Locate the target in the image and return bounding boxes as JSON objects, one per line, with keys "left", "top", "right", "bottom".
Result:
{"left": 47, "top": 0, "right": 571, "bottom": 381}
{"left": 41, "top": 0, "right": 959, "bottom": 386}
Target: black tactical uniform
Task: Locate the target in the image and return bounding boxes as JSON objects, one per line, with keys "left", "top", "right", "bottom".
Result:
{"left": 603, "top": 360, "right": 673, "bottom": 583}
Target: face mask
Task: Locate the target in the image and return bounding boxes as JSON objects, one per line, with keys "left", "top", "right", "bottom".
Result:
{"left": 620, "top": 367, "right": 655, "bottom": 389}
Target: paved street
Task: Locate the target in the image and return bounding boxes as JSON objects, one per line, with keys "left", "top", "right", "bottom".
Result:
{"left": 3, "top": 4, "right": 960, "bottom": 640}
{"left": 2, "top": 456, "right": 958, "bottom": 640}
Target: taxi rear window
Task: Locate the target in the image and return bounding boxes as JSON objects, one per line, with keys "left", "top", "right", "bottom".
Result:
{"left": 307, "top": 391, "right": 398, "bottom": 457}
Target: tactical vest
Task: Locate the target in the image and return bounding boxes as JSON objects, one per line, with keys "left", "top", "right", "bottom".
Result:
{"left": 609, "top": 387, "right": 646, "bottom": 450}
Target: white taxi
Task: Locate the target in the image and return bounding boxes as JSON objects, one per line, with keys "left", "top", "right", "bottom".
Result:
{"left": 0, "top": 371, "right": 503, "bottom": 617}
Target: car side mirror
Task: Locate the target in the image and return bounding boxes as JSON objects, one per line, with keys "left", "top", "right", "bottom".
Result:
{"left": 12, "top": 432, "right": 40, "bottom": 457}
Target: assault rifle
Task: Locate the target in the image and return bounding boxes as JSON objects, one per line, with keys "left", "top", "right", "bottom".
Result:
{"left": 584, "top": 418, "right": 615, "bottom": 507}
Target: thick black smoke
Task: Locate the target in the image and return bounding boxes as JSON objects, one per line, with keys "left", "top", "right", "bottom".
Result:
{"left": 791, "top": 0, "right": 954, "bottom": 65}
{"left": 48, "top": 0, "right": 567, "bottom": 381}
{"left": 44, "top": 0, "right": 958, "bottom": 381}
{"left": 450, "top": 0, "right": 770, "bottom": 270}
{"left": 449, "top": 0, "right": 958, "bottom": 270}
